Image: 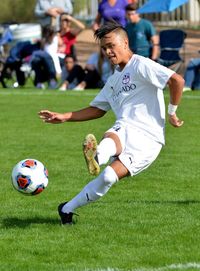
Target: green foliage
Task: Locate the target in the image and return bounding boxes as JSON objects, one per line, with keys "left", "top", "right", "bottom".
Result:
{"left": 0, "top": 88, "right": 200, "bottom": 271}
{"left": 0, "top": 0, "right": 36, "bottom": 23}
{"left": 73, "top": 0, "right": 89, "bottom": 14}
{"left": 0, "top": 0, "right": 91, "bottom": 24}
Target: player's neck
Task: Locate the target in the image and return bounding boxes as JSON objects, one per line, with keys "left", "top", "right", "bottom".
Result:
{"left": 118, "top": 51, "right": 133, "bottom": 70}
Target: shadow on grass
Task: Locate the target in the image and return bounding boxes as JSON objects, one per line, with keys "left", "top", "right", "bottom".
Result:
{"left": 123, "top": 199, "right": 200, "bottom": 205}
{"left": 1, "top": 216, "right": 59, "bottom": 228}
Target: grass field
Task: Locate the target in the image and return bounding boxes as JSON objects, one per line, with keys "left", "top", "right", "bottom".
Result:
{"left": 0, "top": 88, "right": 200, "bottom": 271}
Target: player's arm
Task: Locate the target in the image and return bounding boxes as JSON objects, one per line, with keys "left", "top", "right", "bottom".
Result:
{"left": 38, "top": 106, "right": 106, "bottom": 124}
{"left": 167, "top": 73, "right": 184, "bottom": 128}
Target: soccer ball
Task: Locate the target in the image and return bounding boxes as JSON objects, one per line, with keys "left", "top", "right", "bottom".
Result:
{"left": 11, "top": 159, "right": 48, "bottom": 196}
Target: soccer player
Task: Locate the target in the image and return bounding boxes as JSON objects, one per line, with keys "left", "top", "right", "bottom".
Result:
{"left": 39, "top": 21, "right": 184, "bottom": 225}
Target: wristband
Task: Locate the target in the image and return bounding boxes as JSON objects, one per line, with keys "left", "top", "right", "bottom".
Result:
{"left": 168, "top": 103, "right": 178, "bottom": 115}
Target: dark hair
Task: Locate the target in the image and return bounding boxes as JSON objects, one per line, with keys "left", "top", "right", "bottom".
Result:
{"left": 94, "top": 20, "right": 127, "bottom": 41}
{"left": 125, "top": 3, "right": 138, "bottom": 11}
{"left": 42, "top": 25, "right": 55, "bottom": 44}
{"left": 60, "top": 12, "right": 69, "bottom": 23}
{"left": 65, "top": 54, "right": 76, "bottom": 61}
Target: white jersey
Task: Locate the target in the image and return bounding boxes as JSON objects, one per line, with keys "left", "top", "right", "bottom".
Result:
{"left": 90, "top": 54, "right": 175, "bottom": 145}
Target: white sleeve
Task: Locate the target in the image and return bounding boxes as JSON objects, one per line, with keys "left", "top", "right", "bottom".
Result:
{"left": 137, "top": 58, "right": 175, "bottom": 89}
{"left": 90, "top": 85, "right": 111, "bottom": 112}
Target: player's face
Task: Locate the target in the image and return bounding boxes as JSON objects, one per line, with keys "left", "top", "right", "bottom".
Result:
{"left": 100, "top": 32, "right": 130, "bottom": 69}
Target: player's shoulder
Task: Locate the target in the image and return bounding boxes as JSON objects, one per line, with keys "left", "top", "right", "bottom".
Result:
{"left": 132, "top": 55, "right": 158, "bottom": 72}
{"left": 134, "top": 55, "right": 172, "bottom": 76}
{"left": 131, "top": 54, "right": 151, "bottom": 66}
{"left": 106, "top": 70, "right": 118, "bottom": 84}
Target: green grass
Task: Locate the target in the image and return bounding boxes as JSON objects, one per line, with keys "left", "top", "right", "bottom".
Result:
{"left": 0, "top": 88, "right": 200, "bottom": 271}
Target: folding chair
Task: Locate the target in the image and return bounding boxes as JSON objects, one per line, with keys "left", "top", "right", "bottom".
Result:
{"left": 157, "top": 29, "right": 187, "bottom": 72}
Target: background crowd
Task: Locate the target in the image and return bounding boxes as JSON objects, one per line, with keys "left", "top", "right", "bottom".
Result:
{"left": 0, "top": 0, "right": 199, "bottom": 91}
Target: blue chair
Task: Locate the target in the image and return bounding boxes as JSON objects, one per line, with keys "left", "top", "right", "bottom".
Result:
{"left": 157, "top": 29, "right": 187, "bottom": 72}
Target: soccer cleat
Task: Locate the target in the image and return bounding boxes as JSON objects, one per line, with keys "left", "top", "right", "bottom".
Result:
{"left": 83, "top": 134, "right": 100, "bottom": 176}
{"left": 58, "top": 202, "right": 74, "bottom": 225}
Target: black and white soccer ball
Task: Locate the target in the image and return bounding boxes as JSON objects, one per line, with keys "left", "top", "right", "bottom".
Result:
{"left": 11, "top": 159, "right": 48, "bottom": 195}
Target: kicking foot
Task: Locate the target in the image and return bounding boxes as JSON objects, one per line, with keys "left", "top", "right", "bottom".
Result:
{"left": 83, "top": 134, "right": 100, "bottom": 176}
{"left": 58, "top": 202, "right": 74, "bottom": 225}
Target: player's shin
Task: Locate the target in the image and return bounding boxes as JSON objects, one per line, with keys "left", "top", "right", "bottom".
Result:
{"left": 97, "top": 138, "right": 117, "bottom": 165}
{"left": 62, "top": 166, "right": 118, "bottom": 213}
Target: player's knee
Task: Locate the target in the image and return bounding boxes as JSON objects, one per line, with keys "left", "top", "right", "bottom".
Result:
{"left": 102, "top": 166, "right": 118, "bottom": 186}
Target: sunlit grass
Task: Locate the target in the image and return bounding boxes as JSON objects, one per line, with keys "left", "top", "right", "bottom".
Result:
{"left": 0, "top": 88, "right": 199, "bottom": 271}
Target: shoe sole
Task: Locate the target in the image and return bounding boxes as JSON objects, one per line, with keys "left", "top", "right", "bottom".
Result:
{"left": 83, "top": 134, "right": 100, "bottom": 176}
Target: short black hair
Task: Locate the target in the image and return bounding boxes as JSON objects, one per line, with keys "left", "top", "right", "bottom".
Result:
{"left": 94, "top": 20, "right": 127, "bottom": 41}
{"left": 65, "top": 54, "right": 76, "bottom": 61}
{"left": 60, "top": 12, "right": 69, "bottom": 23}
{"left": 125, "top": 3, "right": 138, "bottom": 11}
{"left": 42, "top": 25, "right": 55, "bottom": 43}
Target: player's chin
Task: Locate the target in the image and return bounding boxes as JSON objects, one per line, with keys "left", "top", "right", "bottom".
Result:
{"left": 109, "top": 57, "right": 118, "bottom": 65}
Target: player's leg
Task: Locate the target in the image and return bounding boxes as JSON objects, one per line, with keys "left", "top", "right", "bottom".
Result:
{"left": 58, "top": 159, "right": 129, "bottom": 225}
{"left": 83, "top": 132, "right": 120, "bottom": 176}
{"left": 83, "top": 124, "right": 125, "bottom": 175}
{"left": 97, "top": 132, "right": 122, "bottom": 165}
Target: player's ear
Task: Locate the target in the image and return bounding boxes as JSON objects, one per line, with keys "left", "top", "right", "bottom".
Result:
{"left": 124, "top": 38, "right": 129, "bottom": 49}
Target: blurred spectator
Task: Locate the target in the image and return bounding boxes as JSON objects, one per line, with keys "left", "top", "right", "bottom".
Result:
{"left": 58, "top": 13, "right": 85, "bottom": 64}
{"left": 42, "top": 25, "right": 62, "bottom": 78}
{"left": 183, "top": 58, "right": 200, "bottom": 91}
{"left": 125, "top": 3, "right": 159, "bottom": 60}
{"left": 30, "top": 26, "right": 59, "bottom": 89}
{"left": 35, "top": 0, "right": 73, "bottom": 30}
{"left": 31, "top": 50, "right": 57, "bottom": 89}
{"left": 92, "top": 0, "right": 129, "bottom": 31}
{"left": 0, "top": 41, "right": 41, "bottom": 88}
{"left": 72, "top": 49, "right": 114, "bottom": 91}
{"left": 59, "top": 54, "right": 85, "bottom": 90}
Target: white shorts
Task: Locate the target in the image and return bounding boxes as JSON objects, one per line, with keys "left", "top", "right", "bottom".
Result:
{"left": 106, "top": 121, "right": 162, "bottom": 176}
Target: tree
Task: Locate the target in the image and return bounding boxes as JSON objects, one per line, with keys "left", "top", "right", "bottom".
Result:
{"left": 0, "top": 0, "right": 36, "bottom": 23}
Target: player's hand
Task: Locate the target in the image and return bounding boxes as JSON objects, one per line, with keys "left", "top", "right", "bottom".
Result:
{"left": 168, "top": 113, "right": 184, "bottom": 128}
{"left": 38, "top": 110, "right": 66, "bottom": 124}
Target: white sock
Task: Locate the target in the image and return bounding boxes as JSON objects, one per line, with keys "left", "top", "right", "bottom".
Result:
{"left": 62, "top": 166, "right": 118, "bottom": 213}
{"left": 97, "top": 137, "right": 117, "bottom": 166}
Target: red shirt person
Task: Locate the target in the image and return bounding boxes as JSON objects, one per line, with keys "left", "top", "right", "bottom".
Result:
{"left": 58, "top": 13, "right": 85, "bottom": 58}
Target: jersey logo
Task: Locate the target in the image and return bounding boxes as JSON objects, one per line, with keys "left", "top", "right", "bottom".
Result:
{"left": 86, "top": 193, "right": 92, "bottom": 202}
{"left": 113, "top": 125, "right": 121, "bottom": 132}
{"left": 129, "top": 157, "right": 133, "bottom": 165}
{"left": 122, "top": 73, "right": 130, "bottom": 84}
